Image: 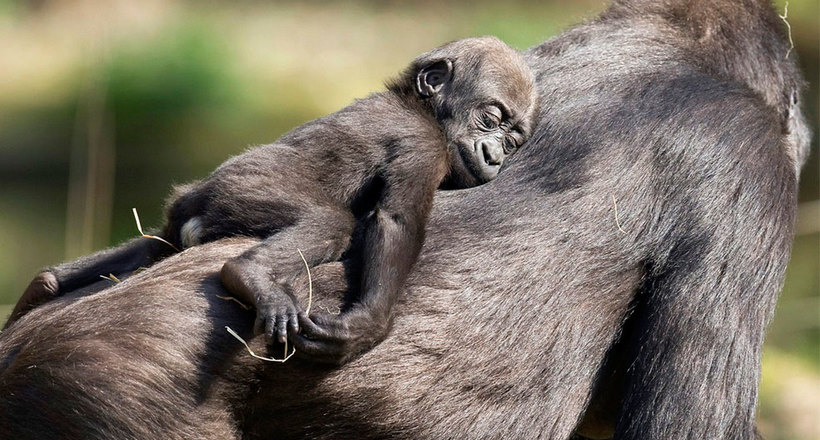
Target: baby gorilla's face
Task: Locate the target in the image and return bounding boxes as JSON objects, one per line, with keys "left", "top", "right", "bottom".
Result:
{"left": 456, "top": 99, "right": 532, "bottom": 184}
{"left": 413, "top": 37, "right": 536, "bottom": 189}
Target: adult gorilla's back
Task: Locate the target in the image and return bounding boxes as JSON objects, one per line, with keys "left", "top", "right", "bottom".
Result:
{"left": 0, "top": 1, "right": 809, "bottom": 439}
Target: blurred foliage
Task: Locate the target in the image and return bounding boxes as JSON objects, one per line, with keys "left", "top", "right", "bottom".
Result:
{"left": 105, "top": 24, "right": 233, "bottom": 133}
{"left": 759, "top": 347, "right": 820, "bottom": 440}
{"left": 0, "top": 0, "right": 816, "bottom": 437}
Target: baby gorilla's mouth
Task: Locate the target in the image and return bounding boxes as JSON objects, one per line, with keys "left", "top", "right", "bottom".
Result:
{"left": 450, "top": 139, "right": 503, "bottom": 186}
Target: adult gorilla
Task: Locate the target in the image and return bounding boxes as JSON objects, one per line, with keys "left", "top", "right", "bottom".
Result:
{"left": 0, "top": 0, "right": 810, "bottom": 439}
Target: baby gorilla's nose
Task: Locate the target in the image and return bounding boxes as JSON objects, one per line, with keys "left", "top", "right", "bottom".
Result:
{"left": 479, "top": 139, "right": 504, "bottom": 166}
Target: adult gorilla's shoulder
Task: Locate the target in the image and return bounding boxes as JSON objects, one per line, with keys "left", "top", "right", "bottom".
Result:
{"left": 0, "top": 1, "right": 808, "bottom": 439}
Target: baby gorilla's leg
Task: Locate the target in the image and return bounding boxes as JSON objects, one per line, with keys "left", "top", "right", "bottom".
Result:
{"left": 220, "top": 207, "right": 355, "bottom": 344}
{"left": 4, "top": 272, "right": 59, "bottom": 329}
{"left": 4, "top": 237, "right": 173, "bottom": 329}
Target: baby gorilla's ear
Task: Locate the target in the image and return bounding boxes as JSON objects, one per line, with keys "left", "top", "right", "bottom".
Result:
{"left": 415, "top": 59, "right": 453, "bottom": 98}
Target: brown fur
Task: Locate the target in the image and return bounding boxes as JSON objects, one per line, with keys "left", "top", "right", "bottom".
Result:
{"left": 0, "top": 1, "right": 809, "bottom": 439}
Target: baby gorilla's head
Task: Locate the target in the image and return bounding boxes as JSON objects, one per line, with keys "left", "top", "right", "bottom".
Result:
{"left": 408, "top": 36, "right": 536, "bottom": 188}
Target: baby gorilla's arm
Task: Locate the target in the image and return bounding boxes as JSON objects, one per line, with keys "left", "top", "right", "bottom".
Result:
{"left": 291, "top": 158, "right": 442, "bottom": 365}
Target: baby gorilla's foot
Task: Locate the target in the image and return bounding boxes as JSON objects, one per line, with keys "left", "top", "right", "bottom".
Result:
{"left": 255, "top": 292, "right": 300, "bottom": 344}
{"left": 4, "top": 272, "right": 60, "bottom": 329}
{"left": 220, "top": 259, "right": 301, "bottom": 344}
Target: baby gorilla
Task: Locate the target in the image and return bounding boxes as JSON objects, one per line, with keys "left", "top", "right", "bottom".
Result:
{"left": 8, "top": 37, "right": 535, "bottom": 364}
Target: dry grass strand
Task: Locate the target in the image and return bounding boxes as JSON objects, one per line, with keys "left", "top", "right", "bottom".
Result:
{"left": 225, "top": 326, "right": 295, "bottom": 363}
{"left": 216, "top": 295, "right": 251, "bottom": 310}
{"left": 99, "top": 273, "right": 121, "bottom": 284}
{"left": 320, "top": 305, "right": 342, "bottom": 315}
{"left": 779, "top": 2, "right": 794, "bottom": 59}
{"left": 297, "top": 248, "right": 313, "bottom": 315}
{"left": 612, "top": 195, "right": 627, "bottom": 234}
{"left": 132, "top": 208, "right": 180, "bottom": 252}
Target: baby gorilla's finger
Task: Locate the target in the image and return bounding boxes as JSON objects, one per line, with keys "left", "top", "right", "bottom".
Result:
{"left": 287, "top": 313, "right": 299, "bottom": 335}
{"left": 264, "top": 315, "right": 278, "bottom": 342}
{"left": 275, "top": 315, "right": 288, "bottom": 344}
{"left": 253, "top": 314, "right": 266, "bottom": 336}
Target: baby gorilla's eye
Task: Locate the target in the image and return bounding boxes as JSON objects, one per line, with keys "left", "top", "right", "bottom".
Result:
{"left": 503, "top": 130, "right": 525, "bottom": 153}
{"left": 479, "top": 105, "right": 503, "bottom": 130}
{"left": 482, "top": 114, "right": 499, "bottom": 129}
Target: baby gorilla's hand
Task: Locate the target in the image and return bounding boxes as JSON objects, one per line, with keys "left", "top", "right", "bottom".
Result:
{"left": 289, "top": 307, "right": 389, "bottom": 365}
{"left": 220, "top": 259, "right": 301, "bottom": 344}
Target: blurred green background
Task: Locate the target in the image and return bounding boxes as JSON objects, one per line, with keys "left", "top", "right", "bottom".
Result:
{"left": 0, "top": 0, "right": 816, "bottom": 437}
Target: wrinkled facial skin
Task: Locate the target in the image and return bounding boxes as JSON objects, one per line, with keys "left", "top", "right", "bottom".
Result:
{"left": 413, "top": 37, "right": 536, "bottom": 189}
{"left": 449, "top": 100, "right": 530, "bottom": 187}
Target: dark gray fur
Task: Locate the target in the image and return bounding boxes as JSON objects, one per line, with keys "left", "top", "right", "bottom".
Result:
{"left": 0, "top": 0, "right": 810, "bottom": 439}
